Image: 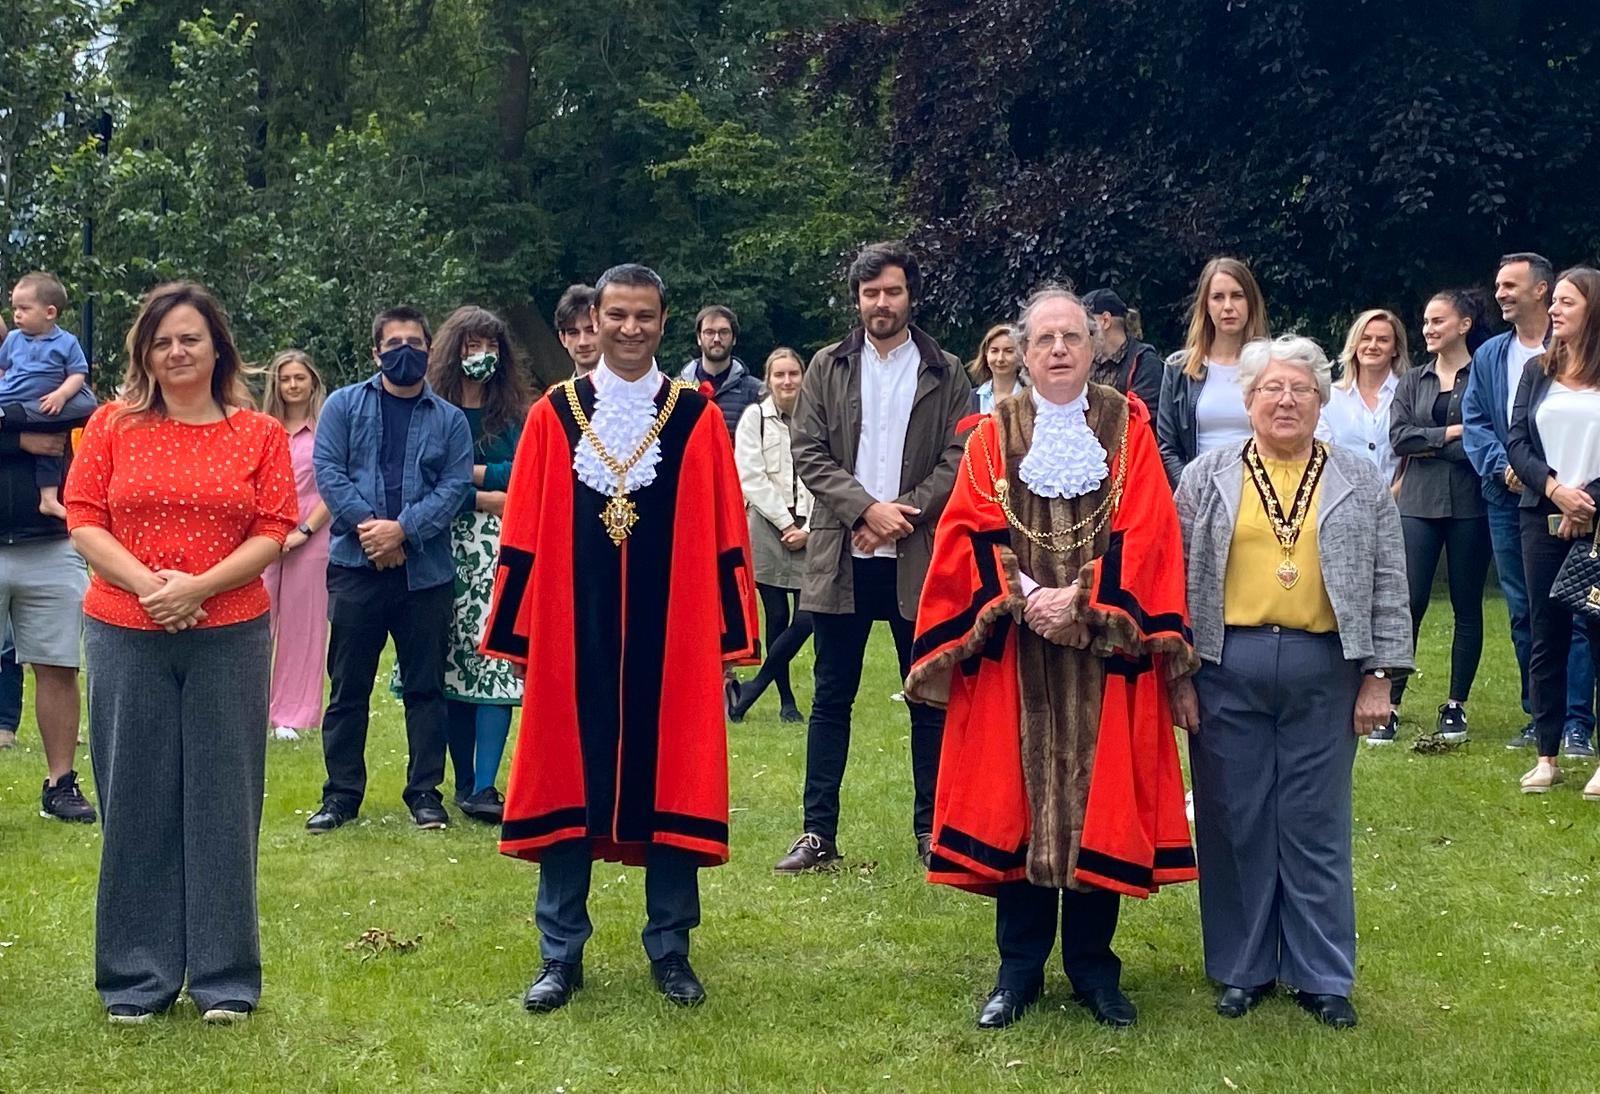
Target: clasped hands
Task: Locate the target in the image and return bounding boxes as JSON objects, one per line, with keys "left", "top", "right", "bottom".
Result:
{"left": 357, "top": 518, "right": 408, "bottom": 570}
{"left": 850, "top": 500, "right": 919, "bottom": 554}
{"left": 138, "top": 570, "right": 210, "bottom": 633}
{"left": 1549, "top": 482, "right": 1597, "bottom": 540}
{"left": 1023, "top": 581, "right": 1089, "bottom": 650}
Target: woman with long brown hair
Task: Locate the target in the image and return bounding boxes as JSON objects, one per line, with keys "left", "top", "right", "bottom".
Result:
{"left": 64, "top": 281, "right": 298, "bottom": 1024}
{"left": 401, "top": 305, "right": 531, "bottom": 821}
{"left": 260, "top": 350, "right": 332, "bottom": 741}
{"left": 1156, "top": 257, "right": 1270, "bottom": 486}
{"left": 1507, "top": 266, "right": 1600, "bottom": 796}
{"left": 967, "top": 324, "right": 1026, "bottom": 413}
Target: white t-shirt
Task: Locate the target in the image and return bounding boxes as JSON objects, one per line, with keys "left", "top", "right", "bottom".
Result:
{"left": 1506, "top": 337, "right": 1544, "bottom": 422}
{"left": 853, "top": 333, "right": 920, "bottom": 559}
{"left": 1193, "top": 361, "right": 1252, "bottom": 456}
{"left": 1537, "top": 382, "right": 1600, "bottom": 487}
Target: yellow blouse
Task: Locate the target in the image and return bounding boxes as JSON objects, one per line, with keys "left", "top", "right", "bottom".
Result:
{"left": 1223, "top": 455, "right": 1338, "bottom": 633}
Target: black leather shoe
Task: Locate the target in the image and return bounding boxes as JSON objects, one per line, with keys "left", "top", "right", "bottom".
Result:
{"left": 977, "top": 985, "right": 1040, "bottom": 1029}
{"left": 916, "top": 833, "right": 934, "bottom": 869}
{"left": 305, "top": 801, "right": 356, "bottom": 833}
{"left": 523, "top": 959, "right": 582, "bottom": 1012}
{"left": 724, "top": 677, "right": 744, "bottom": 724}
{"left": 1073, "top": 986, "right": 1137, "bottom": 1028}
{"left": 410, "top": 798, "right": 449, "bottom": 830}
{"left": 651, "top": 954, "right": 706, "bottom": 1006}
{"left": 1216, "top": 981, "right": 1275, "bottom": 1018}
{"left": 1294, "top": 991, "right": 1357, "bottom": 1029}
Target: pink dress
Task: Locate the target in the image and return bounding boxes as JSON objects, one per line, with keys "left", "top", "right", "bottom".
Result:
{"left": 262, "top": 420, "right": 330, "bottom": 729}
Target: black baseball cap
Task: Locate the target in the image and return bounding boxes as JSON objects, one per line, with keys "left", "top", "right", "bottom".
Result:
{"left": 1081, "top": 289, "right": 1128, "bottom": 317}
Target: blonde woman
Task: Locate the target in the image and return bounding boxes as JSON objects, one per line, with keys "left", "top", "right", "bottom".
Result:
{"left": 261, "top": 350, "right": 332, "bottom": 741}
{"left": 967, "top": 324, "right": 1026, "bottom": 413}
{"left": 1156, "top": 258, "right": 1271, "bottom": 487}
{"left": 1321, "top": 309, "right": 1410, "bottom": 487}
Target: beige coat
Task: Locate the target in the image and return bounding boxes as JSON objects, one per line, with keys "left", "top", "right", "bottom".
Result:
{"left": 791, "top": 325, "right": 970, "bottom": 619}
{"left": 734, "top": 396, "right": 814, "bottom": 589}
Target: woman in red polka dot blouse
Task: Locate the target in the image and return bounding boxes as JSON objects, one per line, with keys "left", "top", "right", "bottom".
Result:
{"left": 63, "top": 281, "right": 297, "bottom": 1027}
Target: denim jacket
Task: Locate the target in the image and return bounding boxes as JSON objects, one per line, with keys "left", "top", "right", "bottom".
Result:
{"left": 313, "top": 374, "right": 473, "bottom": 590}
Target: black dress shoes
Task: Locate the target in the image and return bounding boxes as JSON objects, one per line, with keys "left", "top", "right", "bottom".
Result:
{"left": 1216, "top": 981, "right": 1276, "bottom": 1018}
{"left": 523, "top": 959, "right": 582, "bottom": 1012}
{"left": 977, "top": 985, "right": 1040, "bottom": 1029}
{"left": 1294, "top": 991, "right": 1357, "bottom": 1029}
{"left": 916, "top": 833, "right": 934, "bottom": 869}
{"left": 305, "top": 801, "right": 356, "bottom": 833}
{"left": 651, "top": 954, "right": 706, "bottom": 1006}
{"left": 1072, "top": 986, "right": 1137, "bottom": 1028}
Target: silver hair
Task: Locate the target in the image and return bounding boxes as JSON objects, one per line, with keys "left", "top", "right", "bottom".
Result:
{"left": 1238, "top": 334, "right": 1333, "bottom": 405}
{"left": 1015, "top": 284, "right": 1100, "bottom": 345}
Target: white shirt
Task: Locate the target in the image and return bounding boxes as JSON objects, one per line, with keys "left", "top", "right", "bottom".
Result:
{"left": 573, "top": 357, "right": 665, "bottom": 497}
{"left": 1538, "top": 382, "right": 1600, "bottom": 487}
{"left": 1320, "top": 373, "right": 1400, "bottom": 484}
{"left": 1193, "top": 361, "right": 1252, "bottom": 456}
{"left": 852, "top": 333, "right": 920, "bottom": 559}
{"left": 1507, "top": 336, "right": 1544, "bottom": 422}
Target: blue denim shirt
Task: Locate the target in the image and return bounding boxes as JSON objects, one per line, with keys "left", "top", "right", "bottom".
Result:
{"left": 313, "top": 374, "right": 473, "bottom": 590}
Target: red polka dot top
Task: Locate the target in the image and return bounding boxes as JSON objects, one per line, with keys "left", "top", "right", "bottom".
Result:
{"left": 64, "top": 402, "right": 299, "bottom": 630}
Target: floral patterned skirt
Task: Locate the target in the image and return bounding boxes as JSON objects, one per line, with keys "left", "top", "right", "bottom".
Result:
{"left": 390, "top": 510, "right": 523, "bottom": 704}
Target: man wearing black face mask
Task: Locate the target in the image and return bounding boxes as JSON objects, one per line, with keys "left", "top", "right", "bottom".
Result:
{"left": 308, "top": 305, "right": 474, "bottom": 833}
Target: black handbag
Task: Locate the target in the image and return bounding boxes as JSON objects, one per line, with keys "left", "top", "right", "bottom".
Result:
{"left": 1552, "top": 523, "right": 1600, "bottom": 619}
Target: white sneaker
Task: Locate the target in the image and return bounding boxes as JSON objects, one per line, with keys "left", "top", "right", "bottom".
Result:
{"left": 1185, "top": 790, "right": 1195, "bottom": 825}
{"left": 272, "top": 726, "right": 300, "bottom": 741}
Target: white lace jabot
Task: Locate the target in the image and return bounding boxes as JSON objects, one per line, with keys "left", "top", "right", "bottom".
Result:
{"left": 574, "top": 358, "right": 665, "bottom": 496}
{"left": 1017, "top": 388, "right": 1108, "bottom": 500}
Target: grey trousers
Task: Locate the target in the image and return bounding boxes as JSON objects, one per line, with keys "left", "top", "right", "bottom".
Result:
{"left": 1190, "top": 626, "right": 1360, "bottom": 996}
{"left": 535, "top": 840, "right": 701, "bottom": 964}
{"left": 87, "top": 616, "right": 271, "bottom": 1011}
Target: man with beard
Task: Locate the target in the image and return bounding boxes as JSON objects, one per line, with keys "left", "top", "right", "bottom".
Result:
{"left": 482, "top": 263, "right": 759, "bottom": 1012}
{"left": 906, "top": 287, "right": 1197, "bottom": 1030}
{"left": 680, "top": 304, "right": 762, "bottom": 438}
{"left": 773, "top": 241, "right": 970, "bottom": 874}
{"left": 1083, "top": 288, "right": 1163, "bottom": 428}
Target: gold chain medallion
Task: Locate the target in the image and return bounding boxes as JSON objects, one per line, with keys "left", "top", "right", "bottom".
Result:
{"left": 562, "top": 378, "right": 685, "bottom": 545}
{"left": 1243, "top": 440, "right": 1327, "bottom": 590}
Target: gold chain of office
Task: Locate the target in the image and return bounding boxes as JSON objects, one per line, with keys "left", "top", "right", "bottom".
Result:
{"left": 963, "top": 422, "right": 1128, "bottom": 555}
{"left": 560, "top": 378, "right": 689, "bottom": 545}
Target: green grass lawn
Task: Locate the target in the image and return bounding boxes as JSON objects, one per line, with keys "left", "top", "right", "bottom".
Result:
{"left": 2, "top": 595, "right": 1598, "bottom": 1092}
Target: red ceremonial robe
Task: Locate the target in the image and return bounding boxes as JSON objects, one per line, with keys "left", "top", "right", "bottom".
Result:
{"left": 906, "top": 391, "right": 1198, "bottom": 899}
{"left": 480, "top": 375, "right": 760, "bottom": 867}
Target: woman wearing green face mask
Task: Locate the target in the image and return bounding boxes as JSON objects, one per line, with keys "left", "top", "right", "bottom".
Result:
{"left": 395, "top": 305, "right": 532, "bottom": 822}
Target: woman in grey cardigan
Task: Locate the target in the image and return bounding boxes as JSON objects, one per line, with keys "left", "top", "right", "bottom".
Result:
{"left": 1172, "top": 335, "right": 1412, "bottom": 1031}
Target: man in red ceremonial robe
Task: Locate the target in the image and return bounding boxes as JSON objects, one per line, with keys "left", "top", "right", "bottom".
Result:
{"left": 479, "top": 263, "right": 759, "bottom": 1012}
{"left": 905, "top": 287, "right": 1199, "bottom": 1031}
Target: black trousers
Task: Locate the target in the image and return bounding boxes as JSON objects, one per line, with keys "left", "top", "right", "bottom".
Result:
{"left": 320, "top": 564, "right": 453, "bottom": 811}
{"left": 803, "top": 556, "right": 944, "bottom": 841}
{"left": 1393, "top": 515, "right": 1491, "bottom": 704}
{"left": 995, "top": 881, "right": 1122, "bottom": 993}
{"left": 1521, "top": 511, "right": 1600, "bottom": 757}
{"left": 735, "top": 584, "right": 813, "bottom": 714}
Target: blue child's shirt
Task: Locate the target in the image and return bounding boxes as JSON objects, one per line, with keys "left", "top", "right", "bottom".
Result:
{"left": 0, "top": 326, "right": 89, "bottom": 403}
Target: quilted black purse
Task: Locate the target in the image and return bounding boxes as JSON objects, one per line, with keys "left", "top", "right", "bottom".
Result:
{"left": 1552, "top": 523, "right": 1600, "bottom": 620}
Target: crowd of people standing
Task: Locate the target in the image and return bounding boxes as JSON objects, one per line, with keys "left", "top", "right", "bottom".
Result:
{"left": 0, "top": 239, "right": 1596, "bottom": 1033}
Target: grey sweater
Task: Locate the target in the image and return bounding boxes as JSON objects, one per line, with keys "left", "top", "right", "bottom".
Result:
{"left": 1174, "top": 444, "right": 1414, "bottom": 674}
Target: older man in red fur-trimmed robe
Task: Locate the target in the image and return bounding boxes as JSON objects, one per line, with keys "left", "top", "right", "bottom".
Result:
{"left": 906, "top": 288, "right": 1198, "bottom": 1031}
{"left": 480, "top": 264, "right": 759, "bottom": 1014}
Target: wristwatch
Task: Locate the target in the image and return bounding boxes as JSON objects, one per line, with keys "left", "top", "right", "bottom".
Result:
{"left": 297, "top": 522, "right": 314, "bottom": 537}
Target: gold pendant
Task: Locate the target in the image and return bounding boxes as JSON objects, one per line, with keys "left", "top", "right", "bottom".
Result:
{"left": 601, "top": 492, "right": 638, "bottom": 546}
{"left": 1276, "top": 556, "right": 1300, "bottom": 590}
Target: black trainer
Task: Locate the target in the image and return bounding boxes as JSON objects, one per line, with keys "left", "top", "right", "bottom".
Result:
{"left": 41, "top": 770, "right": 97, "bottom": 823}
{"left": 1506, "top": 721, "right": 1538, "bottom": 750}
{"left": 459, "top": 786, "right": 505, "bottom": 823}
{"left": 1436, "top": 703, "right": 1469, "bottom": 744}
{"left": 305, "top": 801, "right": 357, "bottom": 833}
{"left": 1365, "top": 712, "right": 1398, "bottom": 747}
{"left": 410, "top": 797, "right": 449, "bottom": 830}
{"left": 1561, "top": 726, "right": 1596, "bottom": 759}
{"left": 106, "top": 1004, "right": 153, "bottom": 1026}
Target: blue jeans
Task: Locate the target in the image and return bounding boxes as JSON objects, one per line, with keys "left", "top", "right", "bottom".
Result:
{"left": 1491, "top": 499, "right": 1596, "bottom": 733}
{"left": 0, "top": 638, "right": 21, "bottom": 731}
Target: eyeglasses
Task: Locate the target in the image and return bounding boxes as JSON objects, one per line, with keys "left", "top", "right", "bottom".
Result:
{"left": 701, "top": 328, "right": 733, "bottom": 341}
{"left": 1254, "top": 382, "right": 1319, "bottom": 402}
{"left": 1030, "top": 330, "right": 1090, "bottom": 351}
